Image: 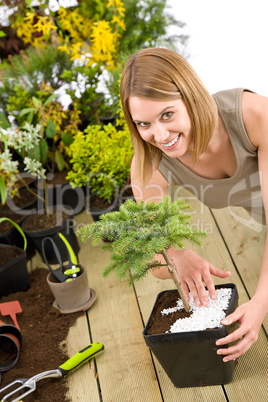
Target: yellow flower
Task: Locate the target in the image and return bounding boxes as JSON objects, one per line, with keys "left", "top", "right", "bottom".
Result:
{"left": 107, "top": 0, "right": 126, "bottom": 17}
{"left": 90, "top": 20, "right": 116, "bottom": 65}
{"left": 33, "top": 16, "right": 57, "bottom": 37}
{"left": 58, "top": 44, "right": 71, "bottom": 55}
{"left": 111, "top": 16, "right": 126, "bottom": 31}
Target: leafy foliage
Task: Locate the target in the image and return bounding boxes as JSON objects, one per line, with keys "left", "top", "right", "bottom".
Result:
{"left": 119, "top": 0, "right": 188, "bottom": 54}
{"left": 77, "top": 196, "right": 206, "bottom": 284}
{"left": 66, "top": 109, "right": 133, "bottom": 203}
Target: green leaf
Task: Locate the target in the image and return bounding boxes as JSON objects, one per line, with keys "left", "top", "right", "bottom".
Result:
{"left": 0, "top": 176, "right": 7, "bottom": 204}
{"left": 40, "top": 138, "right": 49, "bottom": 165}
{"left": 61, "top": 132, "right": 74, "bottom": 146}
{"left": 0, "top": 217, "right": 27, "bottom": 250}
{"left": 0, "top": 31, "right": 6, "bottom": 38}
{"left": 43, "top": 94, "right": 58, "bottom": 107}
{"left": 46, "top": 120, "right": 57, "bottom": 138}
{"left": 0, "top": 112, "right": 11, "bottom": 129}
{"left": 0, "top": 130, "right": 7, "bottom": 150}
{"left": 20, "top": 107, "right": 36, "bottom": 117}
{"left": 32, "top": 96, "right": 40, "bottom": 108}
{"left": 27, "top": 110, "right": 34, "bottom": 124}
{"left": 27, "top": 143, "right": 40, "bottom": 161}
{"left": 55, "top": 150, "right": 65, "bottom": 171}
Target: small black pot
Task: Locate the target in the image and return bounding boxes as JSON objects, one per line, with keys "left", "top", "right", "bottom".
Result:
{"left": 22, "top": 208, "right": 79, "bottom": 265}
{"left": 0, "top": 216, "right": 26, "bottom": 249}
{"left": 0, "top": 244, "right": 30, "bottom": 298}
{"left": 143, "top": 283, "right": 238, "bottom": 387}
{"left": 0, "top": 324, "right": 23, "bottom": 371}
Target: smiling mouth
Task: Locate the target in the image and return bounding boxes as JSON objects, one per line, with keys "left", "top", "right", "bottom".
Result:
{"left": 160, "top": 134, "right": 180, "bottom": 148}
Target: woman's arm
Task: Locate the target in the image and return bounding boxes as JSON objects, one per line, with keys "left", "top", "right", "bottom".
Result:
{"left": 216, "top": 91, "right": 268, "bottom": 361}
{"left": 131, "top": 157, "right": 231, "bottom": 307}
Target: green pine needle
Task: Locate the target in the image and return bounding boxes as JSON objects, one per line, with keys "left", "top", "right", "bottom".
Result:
{"left": 76, "top": 196, "right": 206, "bottom": 284}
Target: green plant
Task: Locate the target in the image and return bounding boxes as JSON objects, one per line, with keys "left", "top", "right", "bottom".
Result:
{"left": 0, "top": 130, "right": 19, "bottom": 205}
{"left": 77, "top": 196, "right": 206, "bottom": 312}
{"left": 0, "top": 217, "right": 27, "bottom": 250}
{"left": 0, "top": 45, "right": 73, "bottom": 117}
{"left": 2, "top": 123, "right": 50, "bottom": 213}
{"left": 66, "top": 112, "right": 133, "bottom": 203}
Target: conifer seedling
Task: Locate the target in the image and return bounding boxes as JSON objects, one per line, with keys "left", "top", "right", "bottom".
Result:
{"left": 77, "top": 196, "right": 206, "bottom": 312}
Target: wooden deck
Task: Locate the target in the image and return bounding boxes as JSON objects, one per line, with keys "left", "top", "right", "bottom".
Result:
{"left": 28, "top": 191, "right": 268, "bottom": 402}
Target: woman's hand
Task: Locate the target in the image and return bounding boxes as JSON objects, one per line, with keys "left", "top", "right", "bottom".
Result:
{"left": 215, "top": 299, "right": 265, "bottom": 361}
{"left": 152, "top": 248, "right": 231, "bottom": 306}
{"left": 172, "top": 249, "right": 231, "bottom": 306}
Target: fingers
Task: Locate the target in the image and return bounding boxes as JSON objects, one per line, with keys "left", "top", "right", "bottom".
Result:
{"left": 181, "top": 281, "right": 190, "bottom": 302}
{"left": 187, "top": 279, "right": 205, "bottom": 306}
{"left": 215, "top": 303, "right": 261, "bottom": 361}
{"left": 202, "top": 271, "right": 216, "bottom": 301}
{"left": 217, "top": 336, "right": 253, "bottom": 362}
{"left": 210, "top": 266, "right": 231, "bottom": 278}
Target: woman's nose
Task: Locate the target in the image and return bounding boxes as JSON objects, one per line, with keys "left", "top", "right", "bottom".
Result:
{"left": 153, "top": 124, "right": 169, "bottom": 143}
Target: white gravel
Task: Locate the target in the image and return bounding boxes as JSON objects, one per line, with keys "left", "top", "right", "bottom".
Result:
{"left": 162, "top": 288, "right": 233, "bottom": 333}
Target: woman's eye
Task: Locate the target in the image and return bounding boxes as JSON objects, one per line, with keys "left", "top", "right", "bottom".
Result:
{"left": 137, "top": 122, "right": 149, "bottom": 128}
{"left": 162, "top": 112, "right": 173, "bottom": 120}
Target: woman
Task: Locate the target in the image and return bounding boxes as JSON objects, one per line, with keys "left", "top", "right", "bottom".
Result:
{"left": 120, "top": 47, "right": 268, "bottom": 362}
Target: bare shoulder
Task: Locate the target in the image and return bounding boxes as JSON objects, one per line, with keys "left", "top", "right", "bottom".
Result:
{"left": 130, "top": 157, "right": 169, "bottom": 202}
{"left": 241, "top": 91, "right": 268, "bottom": 147}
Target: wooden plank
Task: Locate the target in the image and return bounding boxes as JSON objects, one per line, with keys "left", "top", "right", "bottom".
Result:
{"left": 65, "top": 314, "right": 100, "bottom": 402}
{"left": 135, "top": 189, "right": 267, "bottom": 401}
{"left": 74, "top": 210, "right": 163, "bottom": 402}
{"left": 211, "top": 206, "right": 268, "bottom": 332}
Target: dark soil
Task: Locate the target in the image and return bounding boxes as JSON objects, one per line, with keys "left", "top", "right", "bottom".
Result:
{"left": 89, "top": 195, "right": 114, "bottom": 210}
{"left": 0, "top": 268, "right": 83, "bottom": 401}
{"left": 22, "top": 210, "right": 70, "bottom": 232}
{"left": 16, "top": 175, "right": 36, "bottom": 189}
{"left": 146, "top": 290, "right": 192, "bottom": 335}
{"left": 0, "top": 244, "right": 24, "bottom": 267}
{"left": 0, "top": 186, "right": 37, "bottom": 233}
{"left": 0, "top": 211, "right": 25, "bottom": 233}
{"left": 10, "top": 187, "right": 37, "bottom": 209}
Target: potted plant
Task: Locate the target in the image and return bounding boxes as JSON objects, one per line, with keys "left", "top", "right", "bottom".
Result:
{"left": 0, "top": 217, "right": 29, "bottom": 297}
{"left": 77, "top": 196, "right": 239, "bottom": 387}
{"left": 1, "top": 123, "right": 79, "bottom": 263}
{"left": 66, "top": 109, "right": 133, "bottom": 220}
{"left": 0, "top": 131, "right": 36, "bottom": 253}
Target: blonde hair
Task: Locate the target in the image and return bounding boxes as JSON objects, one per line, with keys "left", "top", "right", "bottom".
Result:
{"left": 120, "top": 47, "right": 218, "bottom": 186}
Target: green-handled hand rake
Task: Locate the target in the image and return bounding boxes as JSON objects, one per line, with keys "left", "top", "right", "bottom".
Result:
{"left": 0, "top": 342, "right": 104, "bottom": 401}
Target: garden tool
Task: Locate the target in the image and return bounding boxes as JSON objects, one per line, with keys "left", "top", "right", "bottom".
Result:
{"left": 41, "top": 233, "right": 80, "bottom": 283}
{"left": 0, "top": 342, "right": 104, "bottom": 402}
{"left": 0, "top": 301, "right": 22, "bottom": 330}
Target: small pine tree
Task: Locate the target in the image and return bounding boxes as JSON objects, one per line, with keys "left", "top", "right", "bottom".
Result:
{"left": 77, "top": 196, "right": 206, "bottom": 312}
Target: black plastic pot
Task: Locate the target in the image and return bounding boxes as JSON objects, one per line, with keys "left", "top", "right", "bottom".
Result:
{"left": 0, "top": 324, "right": 23, "bottom": 371}
{"left": 143, "top": 283, "right": 238, "bottom": 387}
{"left": 0, "top": 244, "right": 30, "bottom": 298}
{"left": 22, "top": 208, "right": 79, "bottom": 265}
{"left": 0, "top": 216, "right": 25, "bottom": 249}
{"left": 0, "top": 218, "right": 36, "bottom": 260}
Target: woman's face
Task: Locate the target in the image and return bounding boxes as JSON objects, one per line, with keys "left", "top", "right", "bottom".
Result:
{"left": 128, "top": 96, "right": 193, "bottom": 159}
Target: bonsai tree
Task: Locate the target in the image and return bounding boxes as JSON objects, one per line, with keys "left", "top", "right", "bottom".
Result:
{"left": 77, "top": 196, "right": 206, "bottom": 312}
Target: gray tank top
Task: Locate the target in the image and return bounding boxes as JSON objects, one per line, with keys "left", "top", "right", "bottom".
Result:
{"left": 158, "top": 88, "right": 264, "bottom": 224}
